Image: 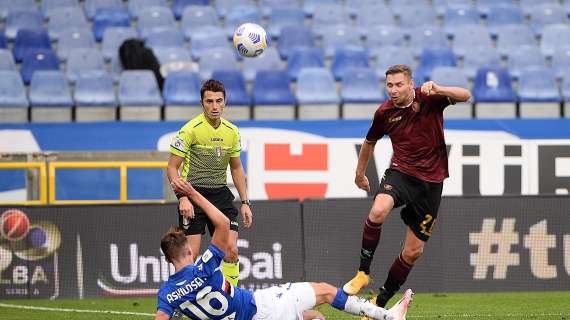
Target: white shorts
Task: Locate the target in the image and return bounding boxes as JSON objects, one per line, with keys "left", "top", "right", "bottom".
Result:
{"left": 252, "top": 282, "right": 316, "bottom": 320}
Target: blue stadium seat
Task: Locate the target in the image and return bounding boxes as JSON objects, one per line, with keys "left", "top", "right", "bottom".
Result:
{"left": 431, "top": 66, "right": 472, "bottom": 118}
{"left": 118, "top": 70, "right": 163, "bottom": 121}
{"left": 21, "top": 49, "right": 60, "bottom": 85}
{"left": 0, "top": 31, "right": 6, "bottom": 48}
{"left": 528, "top": 4, "right": 567, "bottom": 37}
{"left": 433, "top": 0, "right": 472, "bottom": 16}
{"left": 84, "top": 0, "right": 124, "bottom": 20}
{"left": 65, "top": 48, "right": 106, "bottom": 82}
{"left": 252, "top": 70, "right": 296, "bottom": 119}
{"left": 29, "top": 70, "right": 73, "bottom": 122}
{"left": 355, "top": 4, "right": 395, "bottom": 35}
{"left": 74, "top": 70, "right": 117, "bottom": 121}
{"left": 48, "top": 6, "right": 89, "bottom": 41}
{"left": 452, "top": 26, "right": 493, "bottom": 58}
{"left": 137, "top": 6, "right": 176, "bottom": 39}
{"left": 92, "top": 7, "right": 130, "bottom": 42}
{"left": 507, "top": 45, "right": 546, "bottom": 80}
{"left": 278, "top": 25, "right": 315, "bottom": 59}
{"left": 242, "top": 47, "right": 282, "bottom": 82}
{"left": 562, "top": 75, "right": 570, "bottom": 116}
{"left": 198, "top": 47, "right": 238, "bottom": 80}
{"left": 152, "top": 47, "right": 192, "bottom": 66}
{"left": 146, "top": 27, "right": 185, "bottom": 49}
{"left": 102, "top": 27, "right": 138, "bottom": 61}
{"left": 341, "top": 67, "right": 384, "bottom": 119}
{"left": 41, "top": 0, "right": 80, "bottom": 18}
{"left": 518, "top": 67, "right": 561, "bottom": 118}
{"left": 224, "top": 5, "right": 262, "bottom": 38}
{"left": 163, "top": 71, "right": 201, "bottom": 106}
{"left": 5, "top": 9, "right": 43, "bottom": 39}
{"left": 398, "top": 4, "right": 438, "bottom": 34}
{"left": 267, "top": 6, "right": 305, "bottom": 39}
{"left": 13, "top": 29, "right": 51, "bottom": 63}
{"left": 0, "top": 49, "right": 16, "bottom": 71}
{"left": 390, "top": 0, "right": 431, "bottom": 17}
{"left": 57, "top": 28, "right": 96, "bottom": 61}
{"left": 296, "top": 67, "right": 340, "bottom": 119}
{"left": 371, "top": 45, "right": 415, "bottom": 80}
{"left": 415, "top": 47, "right": 457, "bottom": 82}
{"left": 312, "top": 4, "right": 352, "bottom": 37}
{"left": 364, "top": 25, "right": 406, "bottom": 49}
{"left": 496, "top": 25, "right": 536, "bottom": 57}
{"left": 520, "top": 0, "right": 559, "bottom": 15}
{"left": 303, "top": 0, "right": 342, "bottom": 17}
{"left": 462, "top": 46, "right": 501, "bottom": 79}
{"left": 181, "top": 6, "right": 219, "bottom": 40}
{"left": 172, "top": 0, "right": 210, "bottom": 20}
{"left": 321, "top": 25, "right": 362, "bottom": 58}
{"left": 331, "top": 46, "right": 369, "bottom": 80}
{"left": 541, "top": 24, "right": 570, "bottom": 57}
{"left": 486, "top": 5, "right": 524, "bottom": 36}
{"left": 443, "top": 7, "right": 481, "bottom": 37}
{"left": 552, "top": 48, "right": 570, "bottom": 80}
{"left": 211, "top": 70, "right": 251, "bottom": 119}
{"left": 0, "top": 70, "right": 29, "bottom": 122}
{"left": 408, "top": 26, "right": 449, "bottom": 58}
{"left": 128, "top": 0, "right": 169, "bottom": 19}
{"left": 473, "top": 67, "right": 517, "bottom": 118}
{"left": 215, "top": 0, "right": 256, "bottom": 19}
{"left": 287, "top": 47, "right": 325, "bottom": 81}
{"left": 476, "top": 0, "right": 516, "bottom": 17}
{"left": 0, "top": 0, "right": 37, "bottom": 21}
{"left": 189, "top": 26, "right": 228, "bottom": 60}
{"left": 260, "top": 0, "right": 302, "bottom": 17}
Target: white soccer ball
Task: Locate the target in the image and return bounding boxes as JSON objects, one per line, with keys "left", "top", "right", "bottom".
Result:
{"left": 233, "top": 23, "right": 270, "bottom": 58}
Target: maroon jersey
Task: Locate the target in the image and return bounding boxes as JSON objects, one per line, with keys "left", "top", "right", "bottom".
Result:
{"left": 366, "top": 88, "right": 453, "bottom": 183}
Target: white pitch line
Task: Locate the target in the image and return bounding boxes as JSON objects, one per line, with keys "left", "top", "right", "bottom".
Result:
{"left": 0, "top": 303, "right": 154, "bottom": 317}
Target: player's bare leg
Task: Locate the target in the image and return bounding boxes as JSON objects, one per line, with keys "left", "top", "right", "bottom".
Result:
{"left": 344, "top": 194, "right": 394, "bottom": 295}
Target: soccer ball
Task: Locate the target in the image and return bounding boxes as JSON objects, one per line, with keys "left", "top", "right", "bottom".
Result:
{"left": 233, "top": 23, "right": 270, "bottom": 58}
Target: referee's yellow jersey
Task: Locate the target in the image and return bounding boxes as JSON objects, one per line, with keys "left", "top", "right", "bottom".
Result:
{"left": 170, "top": 114, "right": 241, "bottom": 188}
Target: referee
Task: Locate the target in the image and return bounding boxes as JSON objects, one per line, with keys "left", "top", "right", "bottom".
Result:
{"left": 167, "top": 79, "right": 252, "bottom": 286}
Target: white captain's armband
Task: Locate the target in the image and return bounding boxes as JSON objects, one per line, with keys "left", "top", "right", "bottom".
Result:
{"left": 171, "top": 136, "right": 186, "bottom": 152}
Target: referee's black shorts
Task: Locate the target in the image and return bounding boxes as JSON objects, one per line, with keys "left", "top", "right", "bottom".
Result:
{"left": 375, "top": 169, "right": 443, "bottom": 242}
{"left": 178, "top": 186, "right": 239, "bottom": 236}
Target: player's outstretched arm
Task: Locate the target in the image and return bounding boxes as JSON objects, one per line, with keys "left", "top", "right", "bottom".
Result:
{"left": 421, "top": 81, "right": 471, "bottom": 102}
{"left": 172, "top": 181, "right": 230, "bottom": 252}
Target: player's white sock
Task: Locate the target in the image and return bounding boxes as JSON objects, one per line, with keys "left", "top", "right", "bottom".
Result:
{"left": 344, "top": 295, "right": 393, "bottom": 320}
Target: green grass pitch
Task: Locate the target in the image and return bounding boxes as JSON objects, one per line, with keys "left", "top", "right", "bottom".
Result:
{"left": 1, "top": 291, "right": 569, "bottom": 319}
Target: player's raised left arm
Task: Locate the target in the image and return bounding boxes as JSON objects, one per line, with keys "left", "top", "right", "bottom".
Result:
{"left": 421, "top": 81, "right": 471, "bottom": 102}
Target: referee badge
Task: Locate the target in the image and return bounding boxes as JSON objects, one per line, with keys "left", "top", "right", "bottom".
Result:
{"left": 215, "top": 146, "right": 222, "bottom": 157}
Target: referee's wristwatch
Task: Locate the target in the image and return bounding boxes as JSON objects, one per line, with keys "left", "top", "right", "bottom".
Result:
{"left": 241, "top": 199, "right": 252, "bottom": 207}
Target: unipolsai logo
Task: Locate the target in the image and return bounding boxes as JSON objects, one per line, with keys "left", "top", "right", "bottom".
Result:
{"left": 0, "top": 209, "right": 62, "bottom": 298}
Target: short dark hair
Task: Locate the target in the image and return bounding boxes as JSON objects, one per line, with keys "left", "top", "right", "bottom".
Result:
{"left": 160, "top": 227, "right": 187, "bottom": 263}
{"left": 201, "top": 79, "right": 226, "bottom": 100}
{"left": 385, "top": 64, "right": 413, "bottom": 80}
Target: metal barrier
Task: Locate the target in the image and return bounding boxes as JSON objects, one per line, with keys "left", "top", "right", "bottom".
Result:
{"left": 0, "top": 162, "right": 48, "bottom": 205}
{"left": 48, "top": 161, "right": 168, "bottom": 205}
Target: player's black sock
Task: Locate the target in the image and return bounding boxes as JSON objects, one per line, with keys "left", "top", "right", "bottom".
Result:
{"left": 375, "top": 286, "right": 395, "bottom": 308}
{"left": 376, "top": 253, "right": 413, "bottom": 307}
{"left": 358, "top": 218, "right": 383, "bottom": 274}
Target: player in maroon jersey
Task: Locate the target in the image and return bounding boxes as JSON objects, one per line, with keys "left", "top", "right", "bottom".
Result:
{"left": 343, "top": 65, "right": 471, "bottom": 310}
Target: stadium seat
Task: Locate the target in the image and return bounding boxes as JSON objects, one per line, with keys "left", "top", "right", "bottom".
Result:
{"left": 528, "top": 4, "right": 567, "bottom": 37}
{"left": 331, "top": 46, "right": 369, "bottom": 80}
{"left": 29, "top": 70, "right": 73, "bottom": 123}
{"left": 0, "top": 49, "right": 16, "bottom": 71}
{"left": 172, "top": 0, "right": 210, "bottom": 20}
{"left": 267, "top": 6, "right": 305, "bottom": 39}
{"left": 519, "top": 0, "right": 559, "bottom": 15}
{"left": 341, "top": 67, "right": 384, "bottom": 119}
{"left": 20, "top": 48, "right": 60, "bottom": 85}
{"left": 518, "top": 67, "right": 561, "bottom": 118}
{"left": 371, "top": 45, "right": 415, "bottom": 81}
{"left": 476, "top": 0, "right": 516, "bottom": 17}
{"left": 431, "top": 66, "right": 472, "bottom": 118}
{"left": 415, "top": 47, "right": 457, "bottom": 83}
{"left": 0, "top": 70, "right": 29, "bottom": 123}
{"left": 65, "top": 48, "right": 106, "bottom": 83}
{"left": 137, "top": 6, "right": 176, "bottom": 39}
{"left": 0, "top": 0, "right": 36, "bottom": 21}
{"left": 473, "top": 67, "right": 517, "bottom": 118}
{"left": 252, "top": 70, "right": 296, "bottom": 119}
{"left": 215, "top": 0, "right": 256, "bottom": 19}
{"left": 355, "top": 4, "right": 395, "bottom": 35}
{"left": 462, "top": 46, "right": 501, "bottom": 80}
{"left": 74, "top": 70, "right": 118, "bottom": 122}
{"left": 552, "top": 48, "right": 570, "bottom": 80}
{"left": 451, "top": 25, "right": 493, "bottom": 58}
{"left": 390, "top": 0, "right": 431, "bottom": 17}
{"left": 242, "top": 47, "right": 282, "bottom": 82}
{"left": 364, "top": 25, "right": 406, "bottom": 49}
{"left": 153, "top": 47, "right": 196, "bottom": 79}
{"left": 312, "top": 4, "right": 352, "bottom": 37}
{"left": 5, "top": 9, "right": 43, "bottom": 39}
{"left": 211, "top": 70, "right": 251, "bottom": 120}
{"left": 287, "top": 47, "right": 325, "bottom": 81}
{"left": 277, "top": 25, "right": 315, "bottom": 59}
{"left": 496, "top": 25, "right": 537, "bottom": 58}
{"left": 41, "top": 0, "right": 80, "bottom": 18}
{"left": 13, "top": 29, "right": 51, "bottom": 63}
{"left": 118, "top": 70, "right": 163, "bottom": 121}
{"left": 224, "top": 5, "right": 262, "bottom": 38}
{"left": 0, "top": 31, "right": 6, "bottom": 48}
{"left": 541, "top": 24, "right": 570, "bottom": 57}
{"left": 102, "top": 27, "right": 138, "bottom": 61}
{"left": 189, "top": 26, "right": 228, "bottom": 60}
{"left": 507, "top": 45, "right": 546, "bottom": 80}
{"left": 181, "top": 6, "right": 219, "bottom": 40}
{"left": 260, "top": 0, "right": 302, "bottom": 17}
{"left": 163, "top": 71, "right": 202, "bottom": 120}
{"left": 110, "top": 54, "right": 123, "bottom": 83}
{"left": 57, "top": 28, "right": 96, "bottom": 61}
{"left": 198, "top": 47, "right": 238, "bottom": 80}
{"left": 321, "top": 24, "right": 362, "bottom": 58}
{"left": 128, "top": 0, "right": 169, "bottom": 19}
{"left": 433, "top": 0, "right": 472, "bottom": 16}
{"left": 486, "top": 5, "right": 524, "bottom": 36}
{"left": 443, "top": 7, "right": 481, "bottom": 37}
{"left": 563, "top": 75, "right": 570, "bottom": 118}
{"left": 48, "top": 6, "right": 89, "bottom": 40}
{"left": 84, "top": 0, "right": 124, "bottom": 20}
{"left": 398, "top": 4, "right": 438, "bottom": 34}
{"left": 303, "top": 0, "right": 342, "bottom": 17}
{"left": 146, "top": 27, "right": 185, "bottom": 49}
{"left": 408, "top": 25, "right": 449, "bottom": 58}
{"left": 92, "top": 7, "right": 130, "bottom": 42}
{"left": 296, "top": 68, "right": 340, "bottom": 119}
